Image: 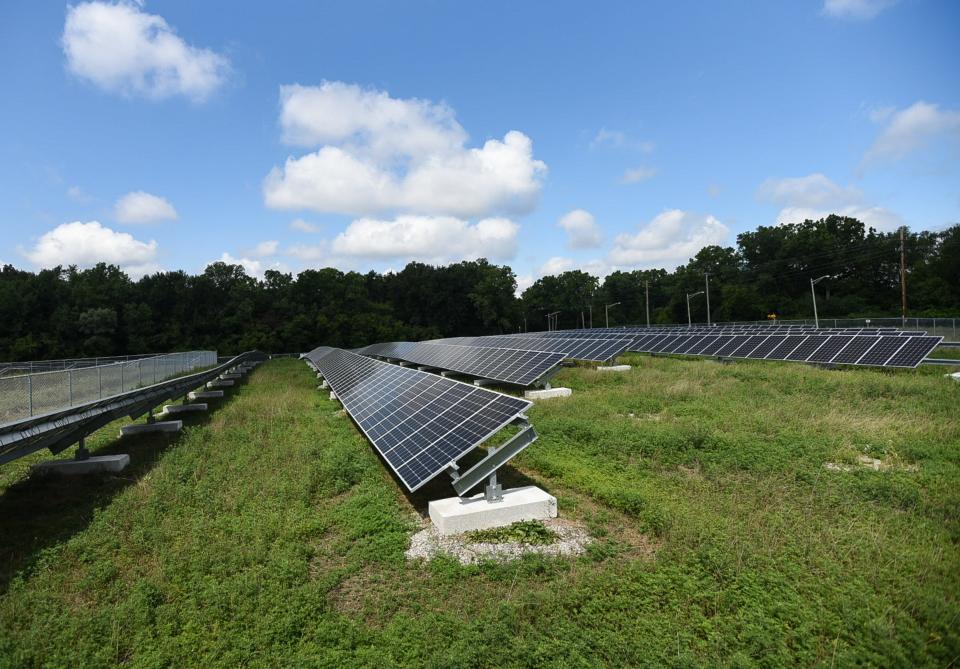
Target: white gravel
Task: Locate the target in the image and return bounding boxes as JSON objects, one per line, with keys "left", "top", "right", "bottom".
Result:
{"left": 405, "top": 518, "right": 591, "bottom": 565}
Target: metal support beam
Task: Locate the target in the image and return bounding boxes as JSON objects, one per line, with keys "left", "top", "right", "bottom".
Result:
{"left": 451, "top": 420, "right": 538, "bottom": 497}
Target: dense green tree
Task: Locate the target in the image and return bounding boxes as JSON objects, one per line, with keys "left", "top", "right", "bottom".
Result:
{"left": 0, "top": 218, "right": 957, "bottom": 360}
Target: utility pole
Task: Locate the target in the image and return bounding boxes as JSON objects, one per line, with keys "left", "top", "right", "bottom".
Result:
{"left": 588, "top": 305, "right": 593, "bottom": 328}
{"left": 645, "top": 280, "right": 650, "bottom": 327}
{"left": 704, "top": 272, "right": 711, "bottom": 326}
{"left": 810, "top": 275, "right": 830, "bottom": 328}
{"left": 605, "top": 302, "right": 620, "bottom": 328}
{"left": 686, "top": 291, "right": 704, "bottom": 327}
{"left": 900, "top": 226, "right": 908, "bottom": 325}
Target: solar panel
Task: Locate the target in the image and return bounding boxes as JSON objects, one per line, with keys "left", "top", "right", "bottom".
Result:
{"left": 749, "top": 335, "right": 786, "bottom": 358}
{"left": 883, "top": 336, "right": 942, "bottom": 368}
{"left": 830, "top": 336, "right": 880, "bottom": 364}
{"left": 687, "top": 335, "right": 720, "bottom": 354}
{"left": 714, "top": 335, "right": 749, "bottom": 357}
{"left": 699, "top": 336, "right": 733, "bottom": 356}
{"left": 785, "top": 336, "right": 828, "bottom": 361}
{"left": 856, "top": 336, "right": 908, "bottom": 366}
{"left": 729, "top": 335, "right": 769, "bottom": 358}
{"left": 448, "top": 336, "right": 631, "bottom": 362}
{"left": 365, "top": 342, "right": 565, "bottom": 387}
{"left": 306, "top": 347, "right": 532, "bottom": 492}
{"left": 765, "top": 336, "right": 808, "bottom": 360}
{"left": 806, "top": 336, "right": 853, "bottom": 363}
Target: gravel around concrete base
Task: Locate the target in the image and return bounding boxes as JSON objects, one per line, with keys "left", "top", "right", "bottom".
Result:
{"left": 405, "top": 518, "right": 591, "bottom": 565}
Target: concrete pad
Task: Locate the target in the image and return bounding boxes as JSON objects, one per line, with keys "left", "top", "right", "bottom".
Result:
{"left": 32, "top": 454, "right": 130, "bottom": 476}
{"left": 159, "top": 403, "right": 208, "bottom": 416}
{"left": 319, "top": 380, "right": 329, "bottom": 389}
{"left": 207, "top": 379, "right": 234, "bottom": 388}
{"left": 329, "top": 391, "right": 338, "bottom": 400}
{"left": 220, "top": 372, "right": 242, "bottom": 380}
{"left": 597, "top": 364, "right": 631, "bottom": 372}
{"left": 473, "top": 379, "right": 492, "bottom": 387}
{"left": 524, "top": 387, "right": 572, "bottom": 400}
{"left": 120, "top": 420, "right": 182, "bottom": 437}
{"left": 946, "top": 371, "right": 960, "bottom": 382}
{"left": 316, "top": 372, "right": 324, "bottom": 379}
{"left": 429, "top": 486, "right": 557, "bottom": 536}
{"left": 189, "top": 390, "right": 223, "bottom": 400}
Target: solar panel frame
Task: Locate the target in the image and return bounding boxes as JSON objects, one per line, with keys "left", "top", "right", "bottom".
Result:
{"left": 883, "top": 336, "right": 942, "bottom": 368}
{"left": 856, "top": 336, "right": 909, "bottom": 366}
{"left": 785, "top": 336, "right": 829, "bottom": 361}
{"left": 806, "top": 336, "right": 854, "bottom": 363}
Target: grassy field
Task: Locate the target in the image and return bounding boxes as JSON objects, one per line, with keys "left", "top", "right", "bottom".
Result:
{"left": 1, "top": 356, "right": 958, "bottom": 667}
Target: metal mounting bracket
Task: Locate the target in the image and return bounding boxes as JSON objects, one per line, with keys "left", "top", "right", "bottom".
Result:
{"left": 451, "top": 418, "right": 538, "bottom": 498}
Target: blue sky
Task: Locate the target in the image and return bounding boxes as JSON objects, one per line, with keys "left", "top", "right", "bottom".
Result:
{"left": 1, "top": 0, "right": 958, "bottom": 290}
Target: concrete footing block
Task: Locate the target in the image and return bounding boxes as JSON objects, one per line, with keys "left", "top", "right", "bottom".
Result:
{"left": 159, "top": 403, "right": 208, "bottom": 417}
{"left": 319, "top": 380, "right": 329, "bottom": 389}
{"left": 316, "top": 372, "right": 324, "bottom": 379}
{"left": 329, "top": 391, "right": 338, "bottom": 400}
{"left": 946, "top": 371, "right": 960, "bottom": 382}
{"left": 120, "top": 420, "right": 183, "bottom": 437}
{"left": 597, "top": 364, "right": 631, "bottom": 372}
{"left": 207, "top": 380, "right": 234, "bottom": 388}
{"left": 188, "top": 390, "right": 223, "bottom": 400}
{"left": 32, "top": 454, "right": 130, "bottom": 476}
{"left": 473, "top": 379, "right": 492, "bottom": 386}
{"left": 524, "top": 387, "right": 572, "bottom": 400}
{"left": 429, "top": 486, "right": 558, "bottom": 536}
{"left": 220, "top": 372, "right": 242, "bottom": 380}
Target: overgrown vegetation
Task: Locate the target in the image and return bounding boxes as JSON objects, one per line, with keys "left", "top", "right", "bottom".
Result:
{"left": 466, "top": 520, "right": 559, "bottom": 545}
{"left": 0, "top": 356, "right": 958, "bottom": 666}
{"left": 2, "top": 216, "right": 958, "bottom": 359}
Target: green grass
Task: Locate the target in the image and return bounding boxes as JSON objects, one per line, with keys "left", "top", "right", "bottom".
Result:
{"left": 466, "top": 520, "right": 559, "bottom": 545}
{"left": 0, "top": 357, "right": 958, "bottom": 667}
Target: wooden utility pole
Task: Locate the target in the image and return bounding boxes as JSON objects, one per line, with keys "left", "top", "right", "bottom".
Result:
{"left": 900, "top": 226, "right": 908, "bottom": 324}
{"left": 644, "top": 281, "right": 650, "bottom": 327}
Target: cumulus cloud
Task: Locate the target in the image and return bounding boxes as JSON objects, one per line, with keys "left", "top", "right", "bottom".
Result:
{"left": 863, "top": 101, "right": 960, "bottom": 165}
{"left": 62, "top": 1, "right": 230, "bottom": 101}
{"left": 114, "top": 190, "right": 178, "bottom": 224}
{"left": 758, "top": 173, "right": 904, "bottom": 231}
{"left": 264, "top": 82, "right": 546, "bottom": 218}
{"left": 589, "top": 128, "right": 654, "bottom": 153}
{"left": 608, "top": 210, "right": 730, "bottom": 269}
{"left": 330, "top": 216, "right": 519, "bottom": 263}
{"left": 822, "top": 0, "right": 897, "bottom": 19}
{"left": 620, "top": 167, "right": 657, "bottom": 184}
{"left": 557, "top": 209, "right": 602, "bottom": 249}
{"left": 289, "top": 218, "right": 321, "bottom": 233}
{"left": 244, "top": 240, "right": 279, "bottom": 257}
{"left": 22, "top": 221, "right": 160, "bottom": 277}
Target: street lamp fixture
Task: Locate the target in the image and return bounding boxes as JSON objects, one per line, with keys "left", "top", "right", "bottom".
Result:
{"left": 605, "top": 302, "right": 620, "bottom": 328}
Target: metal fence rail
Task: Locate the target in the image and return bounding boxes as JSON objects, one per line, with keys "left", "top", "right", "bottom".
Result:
{"left": 0, "top": 351, "right": 216, "bottom": 427}
{"left": 620, "top": 317, "right": 958, "bottom": 342}
{"left": 0, "top": 353, "right": 163, "bottom": 377}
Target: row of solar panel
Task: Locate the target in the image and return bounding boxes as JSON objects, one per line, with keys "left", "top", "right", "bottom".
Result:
{"left": 305, "top": 346, "right": 532, "bottom": 492}
{"left": 628, "top": 333, "right": 942, "bottom": 368}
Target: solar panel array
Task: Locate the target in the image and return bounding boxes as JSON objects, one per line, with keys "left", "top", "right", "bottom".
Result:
{"left": 442, "top": 335, "right": 632, "bottom": 362}
{"left": 625, "top": 332, "right": 942, "bottom": 368}
{"left": 306, "top": 346, "right": 532, "bottom": 492}
{"left": 364, "top": 341, "right": 565, "bottom": 387}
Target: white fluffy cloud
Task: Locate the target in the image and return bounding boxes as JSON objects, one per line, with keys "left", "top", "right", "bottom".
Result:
{"left": 863, "top": 101, "right": 960, "bottom": 165}
{"left": 289, "top": 218, "right": 321, "bottom": 233}
{"left": 264, "top": 82, "right": 546, "bottom": 218}
{"left": 22, "top": 221, "right": 160, "bottom": 277}
{"left": 330, "top": 216, "right": 519, "bottom": 263}
{"left": 557, "top": 209, "right": 602, "bottom": 248}
{"left": 114, "top": 191, "right": 178, "bottom": 224}
{"left": 244, "top": 240, "right": 279, "bottom": 258}
{"left": 620, "top": 167, "right": 657, "bottom": 184}
{"left": 589, "top": 128, "right": 654, "bottom": 153}
{"left": 608, "top": 210, "right": 730, "bottom": 269}
{"left": 62, "top": 1, "right": 230, "bottom": 101}
{"left": 758, "top": 173, "right": 904, "bottom": 231}
{"left": 822, "top": 0, "right": 897, "bottom": 19}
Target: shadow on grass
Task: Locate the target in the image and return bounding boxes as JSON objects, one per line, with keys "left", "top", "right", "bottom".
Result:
{"left": 0, "top": 378, "right": 249, "bottom": 594}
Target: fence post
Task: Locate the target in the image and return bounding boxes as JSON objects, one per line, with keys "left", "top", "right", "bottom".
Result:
{"left": 98, "top": 365, "right": 102, "bottom": 399}
{"left": 68, "top": 370, "right": 73, "bottom": 406}
{"left": 138, "top": 361, "right": 143, "bottom": 388}
{"left": 28, "top": 373, "right": 33, "bottom": 417}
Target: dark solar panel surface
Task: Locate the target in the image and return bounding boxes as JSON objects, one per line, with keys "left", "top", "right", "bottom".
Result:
{"left": 884, "top": 336, "right": 943, "bottom": 368}
{"left": 856, "top": 337, "right": 908, "bottom": 366}
{"left": 785, "top": 336, "right": 827, "bottom": 361}
{"left": 446, "top": 336, "right": 630, "bottom": 362}
{"left": 306, "top": 347, "right": 531, "bottom": 491}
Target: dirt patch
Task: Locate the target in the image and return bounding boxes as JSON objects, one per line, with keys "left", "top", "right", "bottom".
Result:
{"left": 824, "top": 454, "right": 919, "bottom": 473}
{"left": 405, "top": 518, "right": 591, "bottom": 565}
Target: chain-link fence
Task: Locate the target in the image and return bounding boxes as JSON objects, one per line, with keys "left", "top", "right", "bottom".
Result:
{"left": 0, "top": 354, "right": 161, "bottom": 378}
{"left": 0, "top": 351, "right": 217, "bottom": 426}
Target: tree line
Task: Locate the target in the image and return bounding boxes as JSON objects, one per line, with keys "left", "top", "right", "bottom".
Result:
{"left": 1, "top": 215, "right": 957, "bottom": 361}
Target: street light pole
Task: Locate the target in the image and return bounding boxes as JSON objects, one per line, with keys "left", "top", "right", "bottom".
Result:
{"left": 686, "top": 290, "right": 704, "bottom": 327}
{"left": 605, "top": 302, "right": 620, "bottom": 328}
{"left": 645, "top": 281, "right": 650, "bottom": 327}
{"left": 810, "top": 275, "right": 830, "bottom": 328}
{"left": 704, "top": 273, "right": 711, "bottom": 326}
{"left": 588, "top": 305, "right": 593, "bottom": 328}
